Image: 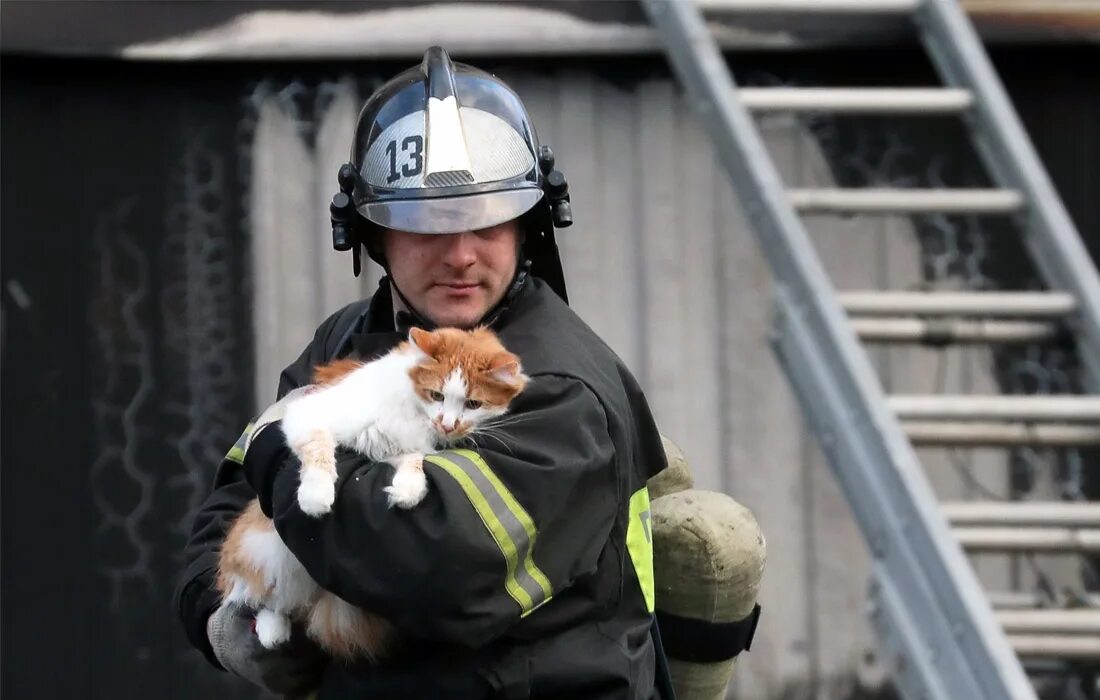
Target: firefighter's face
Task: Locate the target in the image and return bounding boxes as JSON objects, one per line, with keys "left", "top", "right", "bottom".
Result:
{"left": 382, "top": 220, "right": 520, "bottom": 329}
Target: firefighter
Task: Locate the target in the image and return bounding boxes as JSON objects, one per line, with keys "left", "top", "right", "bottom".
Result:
{"left": 175, "top": 47, "right": 670, "bottom": 699}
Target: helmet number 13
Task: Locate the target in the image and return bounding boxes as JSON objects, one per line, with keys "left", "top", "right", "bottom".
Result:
{"left": 385, "top": 135, "right": 425, "bottom": 184}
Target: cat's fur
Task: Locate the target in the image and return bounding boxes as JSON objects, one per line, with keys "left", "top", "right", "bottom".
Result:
{"left": 216, "top": 327, "right": 528, "bottom": 661}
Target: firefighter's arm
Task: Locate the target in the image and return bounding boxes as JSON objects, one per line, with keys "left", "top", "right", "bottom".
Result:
{"left": 173, "top": 308, "right": 349, "bottom": 667}
{"left": 244, "top": 374, "right": 619, "bottom": 649}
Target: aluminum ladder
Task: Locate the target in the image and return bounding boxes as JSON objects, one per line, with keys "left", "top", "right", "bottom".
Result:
{"left": 639, "top": 1, "right": 1100, "bottom": 698}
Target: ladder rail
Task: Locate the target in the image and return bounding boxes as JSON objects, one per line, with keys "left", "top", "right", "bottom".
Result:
{"left": 639, "top": 1, "right": 1035, "bottom": 698}
{"left": 916, "top": 0, "right": 1100, "bottom": 391}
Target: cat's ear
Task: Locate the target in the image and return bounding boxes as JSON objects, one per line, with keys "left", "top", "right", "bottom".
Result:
{"left": 408, "top": 327, "right": 437, "bottom": 357}
{"left": 489, "top": 353, "right": 527, "bottom": 386}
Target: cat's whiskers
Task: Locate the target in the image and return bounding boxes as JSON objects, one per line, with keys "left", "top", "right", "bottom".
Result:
{"left": 481, "top": 414, "right": 536, "bottom": 430}
{"left": 464, "top": 413, "right": 540, "bottom": 454}
{"left": 469, "top": 426, "right": 516, "bottom": 454}
{"left": 453, "top": 435, "right": 477, "bottom": 450}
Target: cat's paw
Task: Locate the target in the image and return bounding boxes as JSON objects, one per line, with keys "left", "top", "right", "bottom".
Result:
{"left": 297, "top": 469, "right": 336, "bottom": 516}
{"left": 254, "top": 609, "right": 291, "bottom": 649}
{"left": 385, "top": 455, "right": 428, "bottom": 509}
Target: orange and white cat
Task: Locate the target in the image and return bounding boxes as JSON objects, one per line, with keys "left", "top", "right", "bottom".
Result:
{"left": 217, "top": 327, "right": 528, "bottom": 661}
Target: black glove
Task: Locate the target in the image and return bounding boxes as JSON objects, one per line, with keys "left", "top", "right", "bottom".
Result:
{"left": 207, "top": 603, "right": 328, "bottom": 697}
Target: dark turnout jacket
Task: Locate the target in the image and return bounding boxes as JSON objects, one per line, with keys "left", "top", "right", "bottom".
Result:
{"left": 175, "top": 278, "right": 668, "bottom": 699}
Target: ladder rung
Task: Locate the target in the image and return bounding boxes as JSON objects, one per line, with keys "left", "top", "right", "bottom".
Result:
{"left": 789, "top": 188, "right": 1025, "bottom": 214}
{"left": 888, "top": 395, "right": 1100, "bottom": 422}
{"left": 840, "top": 291, "right": 1076, "bottom": 318}
{"left": 990, "top": 591, "right": 1100, "bottom": 610}
{"left": 955, "top": 527, "right": 1100, "bottom": 553}
{"left": 997, "top": 609, "right": 1100, "bottom": 636}
{"left": 740, "top": 88, "right": 973, "bottom": 114}
{"left": 699, "top": 0, "right": 918, "bottom": 13}
{"left": 942, "top": 502, "right": 1100, "bottom": 528}
{"left": 904, "top": 421, "right": 1100, "bottom": 447}
{"left": 851, "top": 318, "right": 1057, "bottom": 343}
{"left": 1009, "top": 634, "right": 1100, "bottom": 659}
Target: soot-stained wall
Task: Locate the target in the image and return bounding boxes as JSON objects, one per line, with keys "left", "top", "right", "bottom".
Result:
{"left": 1, "top": 58, "right": 258, "bottom": 698}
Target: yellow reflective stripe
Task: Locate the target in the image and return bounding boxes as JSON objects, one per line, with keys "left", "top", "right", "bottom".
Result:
{"left": 223, "top": 422, "right": 254, "bottom": 465}
{"left": 627, "top": 486, "right": 655, "bottom": 613}
{"left": 423, "top": 454, "right": 533, "bottom": 611}
{"left": 452, "top": 449, "right": 554, "bottom": 601}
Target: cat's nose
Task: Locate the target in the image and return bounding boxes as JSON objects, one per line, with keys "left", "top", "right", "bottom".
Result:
{"left": 441, "top": 424, "right": 455, "bottom": 434}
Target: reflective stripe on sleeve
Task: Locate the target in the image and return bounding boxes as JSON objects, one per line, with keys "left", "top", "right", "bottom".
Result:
{"left": 627, "top": 486, "right": 655, "bottom": 613}
{"left": 223, "top": 422, "right": 254, "bottom": 465}
{"left": 424, "top": 449, "right": 553, "bottom": 616}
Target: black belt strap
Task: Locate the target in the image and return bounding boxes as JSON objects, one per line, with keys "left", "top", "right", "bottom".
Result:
{"left": 650, "top": 616, "right": 677, "bottom": 700}
{"left": 656, "top": 603, "right": 762, "bottom": 664}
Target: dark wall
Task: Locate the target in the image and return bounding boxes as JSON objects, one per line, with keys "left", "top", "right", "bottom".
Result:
{"left": 1, "top": 58, "right": 257, "bottom": 698}
{"left": 1000, "top": 48, "right": 1100, "bottom": 265}
{"left": 1, "top": 45, "right": 1097, "bottom": 697}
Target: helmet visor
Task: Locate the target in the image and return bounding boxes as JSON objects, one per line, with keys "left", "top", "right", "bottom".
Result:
{"left": 359, "top": 188, "right": 543, "bottom": 235}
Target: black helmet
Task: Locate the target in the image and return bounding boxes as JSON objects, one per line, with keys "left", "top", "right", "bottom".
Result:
{"left": 330, "top": 47, "right": 571, "bottom": 302}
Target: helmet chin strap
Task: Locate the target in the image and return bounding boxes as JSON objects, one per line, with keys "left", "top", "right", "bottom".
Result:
{"left": 389, "top": 259, "right": 532, "bottom": 333}
{"left": 389, "top": 277, "right": 436, "bottom": 332}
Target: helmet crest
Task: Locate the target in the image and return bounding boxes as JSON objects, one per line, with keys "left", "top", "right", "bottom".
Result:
{"left": 420, "top": 47, "right": 475, "bottom": 187}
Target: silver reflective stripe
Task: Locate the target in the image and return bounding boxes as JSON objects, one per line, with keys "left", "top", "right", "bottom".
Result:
{"left": 425, "top": 450, "right": 552, "bottom": 614}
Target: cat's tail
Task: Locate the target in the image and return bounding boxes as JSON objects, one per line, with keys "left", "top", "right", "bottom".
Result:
{"left": 216, "top": 500, "right": 276, "bottom": 605}
{"left": 307, "top": 592, "right": 394, "bottom": 663}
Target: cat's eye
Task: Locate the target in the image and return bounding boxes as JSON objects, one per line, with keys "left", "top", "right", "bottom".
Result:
{"left": 428, "top": 390, "right": 444, "bottom": 402}
{"left": 464, "top": 399, "right": 483, "bottom": 410}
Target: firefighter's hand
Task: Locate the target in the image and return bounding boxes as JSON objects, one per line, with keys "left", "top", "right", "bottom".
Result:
{"left": 207, "top": 603, "right": 328, "bottom": 696}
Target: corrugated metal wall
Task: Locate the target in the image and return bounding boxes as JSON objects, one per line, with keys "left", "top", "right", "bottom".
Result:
{"left": 250, "top": 67, "right": 1084, "bottom": 698}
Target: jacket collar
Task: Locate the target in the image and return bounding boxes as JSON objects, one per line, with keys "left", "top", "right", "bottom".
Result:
{"left": 348, "top": 273, "right": 539, "bottom": 360}
{"left": 347, "top": 278, "right": 404, "bottom": 360}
